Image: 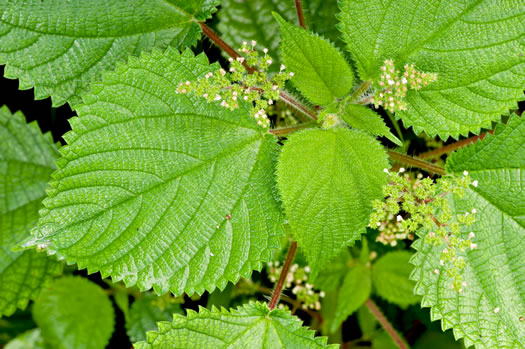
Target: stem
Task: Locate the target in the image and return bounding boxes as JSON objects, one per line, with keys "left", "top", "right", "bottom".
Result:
{"left": 351, "top": 81, "right": 372, "bottom": 101}
{"left": 268, "top": 241, "right": 298, "bottom": 310}
{"left": 258, "top": 285, "right": 323, "bottom": 323}
{"left": 365, "top": 299, "right": 408, "bottom": 349}
{"left": 385, "top": 110, "right": 405, "bottom": 145}
{"left": 198, "top": 22, "right": 255, "bottom": 73}
{"left": 269, "top": 122, "right": 317, "bottom": 136}
{"left": 418, "top": 132, "right": 490, "bottom": 159}
{"left": 294, "top": 0, "right": 306, "bottom": 28}
{"left": 387, "top": 150, "right": 446, "bottom": 175}
{"left": 279, "top": 90, "right": 318, "bottom": 121}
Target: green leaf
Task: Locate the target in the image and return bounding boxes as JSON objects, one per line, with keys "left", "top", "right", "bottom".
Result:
{"left": 411, "top": 115, "right": 525, "bottom": 348}
{"left": 274, "top": 13, "right": 354, "bottom": 106}
{"left": 33, "top": 276, "right": 114, "bottom": 349}
{"left": 217, "top": 0, "right": 342, "bottom": 64}
{"left": 331, "top": 265, "right": 372, "bottom": 333}
{"left": 357, "top": 306, "right": 378, "bottom": 340}
{"left": 126, "top": 294, "right": 183, "bottom": 343}
{"left": 277, "top": 128, "right": 388, "bottom": 278}
{"left": 342, "top": 104, "right": 402, "bottom": 146}
{"left": 5, "top": 329, "right": 46, "bottom": 349}
{"left": 338, "top": 0, "right": 525, "bottom": 139}
{"left": 372, "top": 251, "right": 419, "bottom": 308}
{"left": 133, "top": 302, "right": 336, "bottom": 348}
{"left": 25, "top": 49, "right": 284, "bottom": 296}
{"left": 0, "top": 106, "right": 62, "bottom": 317}
{"left": 315, "top": 250, "right": 351, "bottom": 292}
{"left": 0, "top": 0, "right": 218, "bottom": 107}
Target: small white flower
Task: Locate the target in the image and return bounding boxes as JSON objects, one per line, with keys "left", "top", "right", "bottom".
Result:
{"left": 469, "top": 232, "right": 475, "bottom": 239}
{"left": 462, "top": 281, "right": 468, "bottom": 287}
{"left": 304, "top": 266, "right": 311, "bottom": 273}
{"left": 280, "top": 64, "right": 286, "bottom": 71}
{"left": 251, "top": 40, "right": 257, "bottom": 46}
{"left": 263, "top": 48, "right": 268, "bottom": 54}
{"left": 242, "top": 41, "right": 247, "bottom": 45}
{"left": 440, "top": 260, "right": 444, "bottom": 265}
{"left": 268, "top": 99, "right": 274, "bottom": 105}
{"left": 267, "top": 59, "right": 272, "bottom": 65}
{"left": 320, "top": 291, "right": 325, "bottom": 297}
{"left": 494, "top": 307, "right": 500, "bottom": 313}
{"left": 272, "top": 85, "right": 278, "bottom": 90}
{"left": 383, "top": 168, "right": 389, "bottom": 173}
{"left": 463, "top": 170, "right": 469, "bottom": 176}
{"left": 433, "top": 269, "right": 439, "bottom": 274}
{"left": 243, "top": 96, "right": 249, "bottom": 101}
{"left": 401, "top": 77, "right": 408, "bottom": 84}
{"left": 376, "top": 222, "right": 381, "bottom": 227}
{"left": 472, "top": 208, "right": 477, "bottom": 214}
{"left": 214, "top": 94, "right": 221, "bottom": 101}
{"left": 202, "top": 93, "right": 208, "bottom": 98}
{"left": 388, "top": 79, "right": 395, "bottom": 86}
{"left": 396, "top": 215, "right": 403, "bottom": 222}
{"left": 210, "top": 252, "right": 214, "bottom": 256}
{"left": 399, "top": 167, "right": 405, "bottom": 173}
{"left": 472, "top": 180, "right": 479, "bottom": 187}
{"left": 470, "top": 243, "right": 477, "bottom": 249}
{"left": 289, "top": 72, "right": 294, "bottom": 77}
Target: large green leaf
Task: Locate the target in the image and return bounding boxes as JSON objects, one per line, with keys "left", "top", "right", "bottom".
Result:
{"left": 0, "top": 106, "right": 62, "bottom": 317}
{"left": 372, "top": 251, "right": 419, "bottom": 308}
{"left": 0, "top": 0, "right": 219, "bottom": 107}
{"left": 331, "top": 265, "right": 372, "bottom": 333}
{"left": 33, "top": 276, "right": 114, "bottom": 349}
{"left": 338, "top": 0, "right": 525, "bottom": 139}
{"left": 411, "top": 115, "right": 525, "bottom": 348}
{"left": 133, "top": 302, "right": 336, "bottom": 348}
{"left": 277, "top": 128, "right": 388, "bottom": 278}
{"left": 217, "top": 0, "right": 342, "bottom": 63}
{"left": 126, "top": 294, "right": 183, "bottom": 343}
{"left": 274, "top": 13, "right": 354, "bottom": 106}
{"left": 25, "top": 49, "right": 284, "bottom": 296}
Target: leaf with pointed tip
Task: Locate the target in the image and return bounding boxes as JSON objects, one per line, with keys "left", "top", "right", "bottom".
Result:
{"left": 338, "top": 0, "right": 525, "bottom": 139}
{"left": 411, "top": 115, "right": 525, "bottom": 348}
{"left": 342, "top": 104, "right": 402, "bottom": 146}
{"left": 277, "top": 128, "right": 388, "bottom": 279}
{"left": 133, "top": 302, "right": 337, "bottom": 348}
{"left": 274, "top": 13, "right": 354, "bottom": 106}
{"left": 25, "top": 48, "right": 284, "bottom": 296}
{"left": 126, "top": 294, "right": 183, "bottom": 343}
{"left": 331, "top": 265, "right": 371, "bottom": 333}
{"left": 0, "top": 106, "right": 62, "bottom": 318}
{"left": 0, "top": 0, "right": 218, "bottom": 107}
{"left": 217, "top": 0, "right": 343, "bottom": 64}
{"left": 372, "top": 251, "right": 419, "bottom": 308}
{"left": 33, "top": 276, "right": 114, "bottom": 349}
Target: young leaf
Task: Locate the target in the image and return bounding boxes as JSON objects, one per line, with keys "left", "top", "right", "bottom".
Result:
{"left": 277, "top": 128, "right": 388, "bottom": 279}
{"left": 338, "top": 0, "right": 525, "bottom": 139}
{"left": 411, "top": 115, "right": 525, "bottom": 348}
{"left": 315, "top": 250, "right": 351, "bottom": 292}
{"left": 126, "top": 294, "right": 183, "bottom": 343}
{"left": 25, "top": 49, "right": 284, "bottom": 296}
{"left": 0, "top": 0, "right": 218, "bottom": 106}
{"left": 331, "top": 265, "right": 372, "bottom": 333}
{"left": 371, "top": 251, "right": 419, "bottom": 308}
{"left": 274, "top": 13, "right": 354, "bottom": 106}
{"left": 0, "top": 106, "right": 62, "bottom": 317}
{"left": 133, "top": 302, "right": 336, "bottom": 348}
{"left": 341, "top": 104, "right": 402, "bottom": 146}
{"left": 33, "top": 276, "right": 115, "bottom": 349}
{"left": 5, "top": 329, "right": 46, "bottom": 349}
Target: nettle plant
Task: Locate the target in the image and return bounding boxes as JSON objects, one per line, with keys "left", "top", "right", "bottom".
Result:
{"left": 0, "top": 1, "right": 523, "bottom": 348}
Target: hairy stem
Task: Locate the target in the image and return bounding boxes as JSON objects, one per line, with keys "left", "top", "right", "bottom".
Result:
{"left": 279, "top": 91, "right": 318, "bottom": 120}
{"left": 294, "top": 0, "right": 306, "bottom": 28}
{"left": 269, "top": 241, "right": 298, "bottom": 310}
{"left": 258, "top": 285, "right": 322, "bottom": 323}
{"left": 351, "top": 80, "right": 372, "bottom": 101}
{"left": 418, "top": 132, "right": 490, "bottom": 159}
{"left": 269, "top": 122, "right": 317, "bottom": 136}
{"left": 365, "top": 299, "right": 408, "bottom": 349}
{"left": 387, "top": 150, "right": 446, "bottom": 175}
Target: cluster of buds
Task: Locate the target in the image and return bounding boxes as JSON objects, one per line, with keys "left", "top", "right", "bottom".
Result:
{"left": 370, "top": 59, "right": 438, "bottom": 112}
{"left": 176, "top": 40, "right": 293, "bottom": 129}
{"left": 267, "top": 262, "right": 325, "bottom": 311}
{"left": 370, "top": 169, "right": 478, "bottom": 292}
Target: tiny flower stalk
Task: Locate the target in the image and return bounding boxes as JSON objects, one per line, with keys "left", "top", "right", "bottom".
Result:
{"left": 176, "top": 41, "right": 293, "bottom": 129}
{"left": 371, "top": 169, "right": 477, "bottom": 292}
{"left": 371, "top": 59, "right": 438, "bottom": 112}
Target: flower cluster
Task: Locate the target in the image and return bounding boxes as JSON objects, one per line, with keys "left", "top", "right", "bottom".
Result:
{"left": 370, "top": 169, "right": 478, "bottom": 292}
{"left": 176, "top": 41, "right": 293, "bottom": 128}
{"left": 267, "top": 262, "right": 325, "bottom": 310}
{"left": 371, "top": 59, "right": 438, "bottom": 112}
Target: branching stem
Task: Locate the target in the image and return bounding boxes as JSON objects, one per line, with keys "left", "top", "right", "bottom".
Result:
{"left": 269, "top": 122, "right": 317, "bottom": 136}
{"left": 269, "top": 241, "right": 298, "bottom": 310}
{"left": 294, "top": 0, "right": 306, "bottom": 28}
{"left": 365, "top": 299, "right": 408, "bottom": 349}
{"left": 387, "top": 151, "right": 446, "bottom": 175}
{"left": 418, "top": 132, "right": 490, "bottom": 159}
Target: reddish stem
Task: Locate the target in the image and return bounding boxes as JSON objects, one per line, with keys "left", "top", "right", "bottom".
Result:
{"left": 387, "top": 150, "right": 446, "bottom": 175}
{"left": 365, "top": 299, "right": 408, "bottom": 349}
{"left": 417, "top": 132, "right": 491, "bottom": 159}
{"left": 268, "top": 241, "right": 298, "bottom": 310}
{"left": 294, "top": 0, "right": 306, "bottom": 28}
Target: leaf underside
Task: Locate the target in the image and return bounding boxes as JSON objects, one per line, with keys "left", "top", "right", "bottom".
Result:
{"left": 33, "top": 276, "right": 115, "bottom": 349}
{"left": 411, "top": 115, "right": 525, "bottom": 348}
{"left": 26, "top": 48, "right": 284, "bottom": 296}
{"left": 0, "top": 0, "right": 217, "bottom": 106}
{"left": 133, "top": 302, "right": 337, "bottom": 348}
{"left": 338, "top": 0, "right": 525, "bottom": 139}
{"left": 277, "top": 128, "right": 388, "bottom": 278}
{"left": 0, "top": 106, "right": 62, "bottom": 317}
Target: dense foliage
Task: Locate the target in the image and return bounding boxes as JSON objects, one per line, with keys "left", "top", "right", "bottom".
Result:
{"left": 0, "top": 0, "right": 523, "bottom": 348}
